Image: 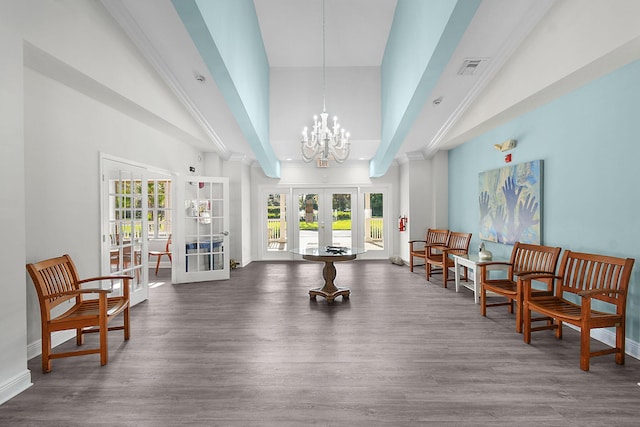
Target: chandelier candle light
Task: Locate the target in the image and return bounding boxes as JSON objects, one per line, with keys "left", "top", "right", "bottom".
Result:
{"left": 301, "top": 0, "right": 351, "bottom": 164}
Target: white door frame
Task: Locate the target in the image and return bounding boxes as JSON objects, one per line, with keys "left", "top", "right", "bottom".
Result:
{"left": 173, "top": 175, "right": 230, "bottom": 283}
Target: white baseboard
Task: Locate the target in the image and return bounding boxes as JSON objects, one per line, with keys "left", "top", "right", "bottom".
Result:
{"left": 27, "top": 330, "right": 75, "bottom": 361}
{"left": 566, "top": 324, "right": 640, "bottom": 360}
{"left": 0, "top": 370, "right": 32, "bottom": 406}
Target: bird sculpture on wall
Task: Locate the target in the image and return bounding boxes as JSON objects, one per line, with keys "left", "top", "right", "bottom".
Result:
{"left": 494, "top": 139, "right": 517, "bottom": 152}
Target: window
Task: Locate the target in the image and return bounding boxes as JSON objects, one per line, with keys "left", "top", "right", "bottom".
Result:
{"left": 148, "top": 179, "right": 172, "bottom": 238}
{"left": 267, "top": 193, "right": 288, "bottom": 251}
{"left": 364, "top": 192, "right": 384, "bottom": 251}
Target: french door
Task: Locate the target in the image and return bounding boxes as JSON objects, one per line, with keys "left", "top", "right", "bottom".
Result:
{"left": 294, "top": 188, "right": 358, "bottom": 250}
{"left": 101, "top": 159, "right": 149, "bottom": 307}
{"left": 174, "top": 176, "right": 230, "bottom": 283}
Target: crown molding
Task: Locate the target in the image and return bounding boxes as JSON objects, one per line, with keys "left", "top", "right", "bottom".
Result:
{"left": 100, "top": 0, "right": 230, "bottom": 157}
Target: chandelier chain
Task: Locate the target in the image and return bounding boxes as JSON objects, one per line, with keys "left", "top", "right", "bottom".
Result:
{"left": 300, "top": 0, "right": 351, "bottom": 164}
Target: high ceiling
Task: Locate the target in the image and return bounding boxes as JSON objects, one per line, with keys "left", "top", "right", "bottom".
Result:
{"left": 102, "top": 0, "right": 554, "bottom": 175}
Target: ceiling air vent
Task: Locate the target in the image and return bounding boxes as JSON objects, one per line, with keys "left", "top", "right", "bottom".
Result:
{"left": 457, "top": 58, "right": 488, "bottom": 76}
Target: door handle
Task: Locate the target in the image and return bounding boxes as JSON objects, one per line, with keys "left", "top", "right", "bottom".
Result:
{"left": 221, "top": 231, "right": 229, "bottom": 236}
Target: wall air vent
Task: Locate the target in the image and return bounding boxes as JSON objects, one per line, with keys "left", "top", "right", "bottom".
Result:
{"left": 457, "top": 58, "right": 489, "bottom": 76}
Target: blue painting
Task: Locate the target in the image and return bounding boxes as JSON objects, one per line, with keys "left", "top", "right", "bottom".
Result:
{"left": 478, "top": 160, "right": 542, "bottom": 245}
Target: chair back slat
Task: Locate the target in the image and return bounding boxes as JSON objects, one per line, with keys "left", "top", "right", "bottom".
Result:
{"left": 27, "top": 254, "right": 81, "bottom": 312}
{"left": 447, "top": 232, "right": 472, "bottom": 255}
{"left": 558, "top": 250, "right": 634, "bottom": 307}
{"left": 425, "top": 229, "right": 449, "bottom": 245}
{"left": 511, "top": 242, "right": 561, "bottom": 276}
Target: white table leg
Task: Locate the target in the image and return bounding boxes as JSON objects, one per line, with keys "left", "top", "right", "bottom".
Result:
{"left": 473, "top": 265, "right": 481, "bottom": 304}
{"left": 454, "top": 258, "right": 461, "bottom": 292}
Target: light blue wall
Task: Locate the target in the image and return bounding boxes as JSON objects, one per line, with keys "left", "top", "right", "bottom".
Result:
{"left": 372, "top": 0, "right": 480, "bottom": 177}
{"left": 448, "top": 59, "right": 640, "bottom": 340}
{"left": 172, "top": 0, "right": 280, "bottom": 178}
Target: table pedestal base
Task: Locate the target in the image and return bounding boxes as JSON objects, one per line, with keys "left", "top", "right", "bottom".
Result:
{"left": 307, "top": 259, "right": 351, "bottom": 302}
{"left": 309, "top": 287, "right": 350, "bottom": 302}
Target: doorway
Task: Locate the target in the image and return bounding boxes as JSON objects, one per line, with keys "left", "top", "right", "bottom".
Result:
{"left": 294, "top": 188, "right": 357, "bottom": 250}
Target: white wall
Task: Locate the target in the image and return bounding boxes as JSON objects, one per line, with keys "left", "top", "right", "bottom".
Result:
{"left": 0, "top": 0, "right": 212, "bottom": 404}
{"left": 0, "top": 18, "right": 30, "bottom": 405}
{"left": 398, "top": 152, "right": 449, "bottom": 263}
{"left": 223, "top": 159, "right": 253, "bottom": 267}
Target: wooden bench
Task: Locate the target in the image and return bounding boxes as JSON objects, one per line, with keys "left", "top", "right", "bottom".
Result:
{"left": 26, "top": 254, "right": 131, "bottom": 373}
{"left": 480, "top": 242, "right": 562, "bottom": 333}
{"left": 522, "top": 250, "right": 635, "bottom": 371}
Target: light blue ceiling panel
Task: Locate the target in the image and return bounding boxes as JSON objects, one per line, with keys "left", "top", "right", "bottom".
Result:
{"left": 172, "top": 0, "right": 280, "bottom": 178}
{"left": 370, "top": 0, "right": 481, "bottom": 177}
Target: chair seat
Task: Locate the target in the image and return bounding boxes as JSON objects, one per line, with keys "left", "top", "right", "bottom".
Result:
{"left": 527, "top": 296, "right": 618, "bottom": 323}
{"left": 482, "top": 280, "right": 517, "bottom": 296}
{"left": 149, "top": 250, "right": 171, "bottom": 256}
{"left": 54, "top": 297, "right": 129, "bottom": 324}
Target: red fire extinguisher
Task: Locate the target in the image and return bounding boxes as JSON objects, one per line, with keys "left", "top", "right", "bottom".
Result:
{"left": 398, "top": 216, "right": 407, "bottom": 232}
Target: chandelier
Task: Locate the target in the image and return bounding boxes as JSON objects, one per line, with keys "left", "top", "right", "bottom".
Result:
{"left": 301, "top": 0, "right": 350, "bottom": 164}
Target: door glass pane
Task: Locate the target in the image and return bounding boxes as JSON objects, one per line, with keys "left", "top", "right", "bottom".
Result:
{"left": 298, "top": 193, "right": 318, "bottom": 249}
{"left": 267, "top": 193, "right": 287, "bottom": 252}
{"left": 185, "top": 180, "right": 225, "bottom": 272}
{"left": 148, "top": 179, "right": 172, "bottom": 239}
{"left": 331, "top": 193, "right": 351, "bottom": 247}
{"left": 108, "top": 171, "right": 144, "bottom": 295}
{"left": 364, "top": 192, "right": 384, "bottom": 251}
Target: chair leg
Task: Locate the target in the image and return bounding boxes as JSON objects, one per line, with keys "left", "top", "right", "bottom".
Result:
{"left": 580, "top": 325, "right": 591, "bottom": 371}
{"left": 616, "top": 323, "right": 625, "bottom": 365}
{"left": 515, "top": 296, "right": 523, "bottom": 333}
{"left": 99, "top": 296, "right": 108, "bottom": 366}
{"left": 556, "top": 320, "right": 563, "bottom": 339}
{"left": 42, "top": 330, "right": 52, "bottom": 373}
{"left": 124, "top": 305, "right": 131, "bottom": 341}
{"left": 155, "top": 256, "right": 161, "bottom": 275}
{"left": 442, "top": 264, "right": 448, "bottom": 288}
{"left": 480, "top": 287, "right": 487, "bottom": 316}
{"left": 409, "top": 255, "right": 414, "bottom": 272}
{"left": 523, "top": 303, "right": 532, "bottom": 344}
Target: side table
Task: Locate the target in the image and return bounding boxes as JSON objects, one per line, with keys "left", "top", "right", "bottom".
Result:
{"left": 451, "top": 254, "right": 509, "bottom": 304}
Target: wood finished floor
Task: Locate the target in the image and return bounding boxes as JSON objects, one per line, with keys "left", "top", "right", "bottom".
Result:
{"left": 3, "top": 260, "right": 640, "bottom": 426}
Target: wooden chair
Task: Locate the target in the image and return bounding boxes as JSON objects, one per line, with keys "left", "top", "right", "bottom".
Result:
{"left": 26, "top": 254, "right": 131, "bottom": 373}
{"left": 149, "top": 234, "right": 172, "bottom": 275}
{"left": 522, "top": 250, "right": 635, "bottom": 371}
{"left": 425, "top": 232, "right": 472, "bottom": 287}
{"left": 479, "top": 242, "right": 561, "bottom": 333}
{"left": 408, "top": 229, "right": 449, "bottom": 272}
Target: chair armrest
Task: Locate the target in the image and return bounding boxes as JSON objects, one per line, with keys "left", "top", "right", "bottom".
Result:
{"left": 48, "top": 288, "right": 112, "bottom": 299}
{"left": 578, "top": 287, "right": 623, "bottom": 298}
{"left": 408, "top": 240, "right": 427, "bottom": 244}
{"left": 77, "top": 275, "right": 133, "bottom": 299}
{"left": 77, "top": 275, "right": 134, "bottom": 285}
{"left": 518, "top": 273, "right": 559, "bottom": 281}
{"left": 480, "top": 261, "right": 512, "bottom": 267}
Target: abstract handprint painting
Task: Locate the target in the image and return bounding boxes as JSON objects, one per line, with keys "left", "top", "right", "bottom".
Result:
{"left": 478, "top": 160, "right": 542, "bottom": 245}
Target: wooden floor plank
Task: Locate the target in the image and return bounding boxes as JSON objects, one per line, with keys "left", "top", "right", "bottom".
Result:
{"left": 2, "top": 260, "right": 640, "bottom": 426}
